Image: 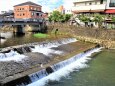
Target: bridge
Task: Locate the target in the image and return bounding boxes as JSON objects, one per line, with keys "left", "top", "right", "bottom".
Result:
{"left": 0, "top": 18, "right": 47, "bottom": 33}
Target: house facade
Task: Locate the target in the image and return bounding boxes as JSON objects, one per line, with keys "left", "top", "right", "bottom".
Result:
{"left": 14, "top": 1, "right": 43, "bottom": 19}
{"left": 72, "top": 0, "right": 115, "bottom": 14}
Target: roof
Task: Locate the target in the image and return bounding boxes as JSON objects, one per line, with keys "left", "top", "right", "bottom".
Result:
{"left": 14, "top": 1, "right": 41, "bottom": 7}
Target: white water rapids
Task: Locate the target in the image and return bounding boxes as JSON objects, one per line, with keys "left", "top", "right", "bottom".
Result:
{"left": 27, "top": 48, "right": 102, "bottom": 86}
{"left": 0, "top": 38, "right": 77, "bottom": 62}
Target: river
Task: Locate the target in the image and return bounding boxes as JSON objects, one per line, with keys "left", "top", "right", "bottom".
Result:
{"left": 28, "top": 49, "right": 115, "bottom": 86}
{"left": 0, "top": 32, "right": 115, "bottom": 86}
{"left": 0, "top": 32, "right": 48, "bottom": 48}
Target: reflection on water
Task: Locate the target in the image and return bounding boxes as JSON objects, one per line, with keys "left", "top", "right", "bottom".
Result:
{"left": 0, "top": 39, "right": 6, "bottom": 44}
{"left": 0, "top": 32, "right": 48, "bottom": 48}
{"left": 1, "top": 32, "right": 13, "bottom": 38}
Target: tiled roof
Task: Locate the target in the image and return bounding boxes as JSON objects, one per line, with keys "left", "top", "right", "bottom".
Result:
{"left": 14, "top": 1, "right": 41, "bottom": 7}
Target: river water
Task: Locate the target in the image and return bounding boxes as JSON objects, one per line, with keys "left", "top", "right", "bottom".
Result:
{"left": 28, "top": 49, "right": 115, "bottom": 86}
{"left": 47, "top": 50, "right": 115, "bottom": 86}
{"left": 0, "top": 32, "right": 115, "bottom": 86}
{"left": 0, "top": 32, "right": 48, "bottom": 48}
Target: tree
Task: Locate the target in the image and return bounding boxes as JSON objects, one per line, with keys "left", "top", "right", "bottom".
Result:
{"left": 93, "top": 14, "right": 104, "bottom": 28}
{"left": 112, "top": 17, "right": 115, "bottom": 22}
{"left": 49, "top": 11, "right": 62, "bottom": 22}
{"left": 79, "top": 15, "right": 90, "bottom": 27}
{"left": 48, "top": 11, "right": 72, "bottom": 23}
{"left": 63, "top": 14, "right": 72, "bottom": 22}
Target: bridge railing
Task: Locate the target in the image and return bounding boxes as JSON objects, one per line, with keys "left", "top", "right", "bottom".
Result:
{"left": 0, "top": 18, "right": 45, "bottom": 23}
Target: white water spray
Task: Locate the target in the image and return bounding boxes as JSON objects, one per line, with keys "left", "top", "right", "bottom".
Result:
{"left": 27, "top": 48, "right": 102, "bottom": 86}
{"left": 0, "top": 38, "right": 77, "bottom": 61}
{"left": 0, "top": 50, "right": 27, "bottom": 62}
{"left": 31, "top": 38, "right": 77, "bottom": 55}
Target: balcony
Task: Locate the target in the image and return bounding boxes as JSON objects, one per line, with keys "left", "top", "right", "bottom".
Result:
{"left": 72, "top": 4, "right": 106, "bottom": 13}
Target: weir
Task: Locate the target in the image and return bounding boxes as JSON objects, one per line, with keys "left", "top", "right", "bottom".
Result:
{"left": 0, "top": 38, "right": 99, "bottom": 86}
{"left": 0, "top": 38, "right": 76, "bottom": 53}
{"left": 0, "top": 38, "right": 77, "bottom": 61}
{"left": 1, "top": 47, "right": 101, "bottom": 86}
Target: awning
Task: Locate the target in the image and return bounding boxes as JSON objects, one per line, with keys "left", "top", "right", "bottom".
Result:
{"left": 105, "top": 9, "right": 115, "bottom": 14}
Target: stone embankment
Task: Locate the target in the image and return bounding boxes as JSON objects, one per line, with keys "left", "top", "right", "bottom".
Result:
{"left": 48, "top": 23, "right": 115, "bottom": 49}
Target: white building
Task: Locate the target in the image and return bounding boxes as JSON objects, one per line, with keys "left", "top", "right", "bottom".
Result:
{"left": 72, "top": 0, "right": 115, "bottom": 14}
{"left": 64, "top": 8, "right": 72, "bottom": 14}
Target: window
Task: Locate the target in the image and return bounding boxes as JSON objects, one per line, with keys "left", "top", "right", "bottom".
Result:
{"left": 23, "top": 13, "right": 25, "bottom": 16}
{"left": 95, "top": 1, "right": 97, "bottom": 5}
{"left": 22, "top": 8, "right": 24, "bottom": 10}
{"left": 20, "top": 8, "right": 21, "bottom": 10}
{"left": 32, "top": 12, "right": 34, "bottom": 16}
{"left": 109, "top": 0, "right": 115, "bottom": 7}
{"left": 100, "top": 0, "right": 103, "bottom": 4}
{"left": 89, "top": 2, "right": 92, "bottom": 5}
{"left": 31, "top": 7, "right": 33, "bottom": 10}
{"left": 36, "top": 13, "right": 39, "bottom": 16}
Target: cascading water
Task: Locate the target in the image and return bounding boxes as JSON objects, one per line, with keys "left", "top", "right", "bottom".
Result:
{"left": 27, "top": 48, "right": 102, "bottom": 86}
{"left": 0, "top": 50, "right": 27, "bottom": 61}
{"left": 0, "top": 38, "right": 102, "bottom": 86}
{"left": 5, "top": 47, "right": 101, "bottom": 86}
{"left": 0, "top": 38, "right": 77, "bottom": 62}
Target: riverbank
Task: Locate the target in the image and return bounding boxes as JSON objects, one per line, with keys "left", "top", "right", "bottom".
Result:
{"left": 0, "top": 38, "right": 97, "bottom": 85}
{"left": 48, "top": 23, "right": 115, "bottom": 49}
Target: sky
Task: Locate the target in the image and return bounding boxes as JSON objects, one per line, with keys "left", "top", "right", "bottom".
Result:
{"left": 0, "top": 0, "right": 75, "bottom": 13}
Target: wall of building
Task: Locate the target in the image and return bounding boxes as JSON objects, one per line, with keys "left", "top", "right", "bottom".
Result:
{"left": 72, "top": 0, "right": 107, "bottom": 13}
{"left": 14, "top": 5, "right": 42, "bottom": 19}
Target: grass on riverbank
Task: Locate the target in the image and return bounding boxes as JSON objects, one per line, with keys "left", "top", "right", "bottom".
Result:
{"left": 33, "top": 33, "right": 49, "bottom": 38}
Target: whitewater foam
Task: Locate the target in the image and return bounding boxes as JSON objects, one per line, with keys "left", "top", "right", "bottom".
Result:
{"left": 27, "top": 48, "right": 102, "bottom": 86}
{"left": 31, "top": 38, "right": 77, "bottom": 55}
{"left": 0, "top": 38, "right": 77, "bottom": 61}
{"left": 0, "top": 50, "right": 27, "bottom": 62}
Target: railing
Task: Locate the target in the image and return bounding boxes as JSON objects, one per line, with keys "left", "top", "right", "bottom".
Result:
{"left": 0, "top": 18, "right": 45, "bottom": 23}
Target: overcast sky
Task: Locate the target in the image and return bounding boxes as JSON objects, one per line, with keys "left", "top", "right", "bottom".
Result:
{"left": 0, "top": 0, "right": 75, "bottom": 13}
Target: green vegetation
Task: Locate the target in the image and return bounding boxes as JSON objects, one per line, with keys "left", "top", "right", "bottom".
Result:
{"left": 93, "top": 14, "right": 104, "bottom": 28}
{"left": 33, "top": 33, "right": 48, "bottom": 38}
{"left": 112, "top": 17, "right": 115, "bottom": 22}
{"left": 48, "top": 11, "right": 72, "bottom": 22}
{"left": 79, "top": 15, "right": 90, "bottom": 23}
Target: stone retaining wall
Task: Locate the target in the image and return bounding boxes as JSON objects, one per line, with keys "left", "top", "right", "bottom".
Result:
{"left": 48, "top": 23, "right": 115, "bottom": 49}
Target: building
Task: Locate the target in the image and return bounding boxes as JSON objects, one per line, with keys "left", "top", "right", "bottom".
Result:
{"left": 54, "top": 5, "right": 73, "bottom": 14}
{"left": 14, "top": 1, "right": 43, "bottom": 19}
{"left": 64, "top": 8, "right": 72, "bottom": 14}
{"left": 54, "top": 5, "right": 65, "bottom": 14}
{"left": 105, "top": 0, "right": 115, "bottom": 14}
{"left": 0, "top": 10, "right": 14, "bottom": 20}
{"left": 72, "top": 0, "right": 115, "bottom": 14}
